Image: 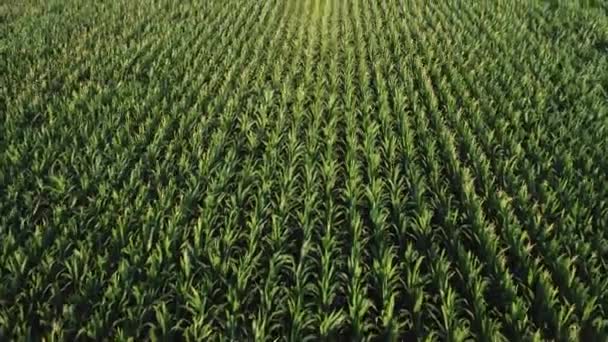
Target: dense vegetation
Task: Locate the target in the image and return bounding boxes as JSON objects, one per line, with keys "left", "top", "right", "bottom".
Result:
{"left": 1, "top": 0, "right": 608, "bottom": 340}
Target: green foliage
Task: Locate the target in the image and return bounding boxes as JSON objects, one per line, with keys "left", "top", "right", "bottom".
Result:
{"left": 1, "top": 0, "right": 607, "bottom": 340}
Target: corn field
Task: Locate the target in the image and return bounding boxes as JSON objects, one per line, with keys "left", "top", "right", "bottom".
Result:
{"left": 1, "top": 0, "right": 608, "bottom": 340}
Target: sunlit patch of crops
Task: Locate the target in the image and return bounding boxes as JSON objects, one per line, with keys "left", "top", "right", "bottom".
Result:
{"left": 1, "top": 0, "right": 607, "bottom": 340}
